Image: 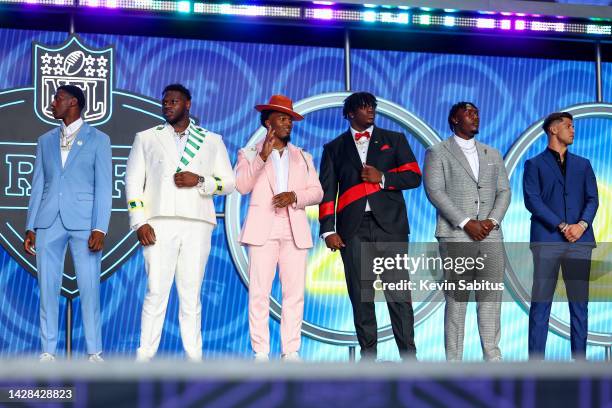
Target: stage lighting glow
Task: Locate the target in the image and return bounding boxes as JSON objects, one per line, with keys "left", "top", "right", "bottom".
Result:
{"left": 0, "top": 0, "right": 75, "bottom": 4}
{"left": 587, "top": 24, "right": 611, "bottom": 35}
{"left": 418, "top": 14, "right": 431, "bottom": 25}
{"left": 476, "top": 18, "right": 495, "bottom": 28}
{"left": 3, "top": 0, "right": 609, "bottom": 38}
{"left": 378, "top": 11, "right": 409, "bottom": 24}
{"left": 363, "top": 10, "right": 376, "bottom": 22}
{"left": 397, "top": 13, "right": 409, "bottom": 24}
{"left": 312, "top": 8, "right": 333, "bottom": 20}
{"left": 177, "top": 1, "right": 189, "bottom": 12}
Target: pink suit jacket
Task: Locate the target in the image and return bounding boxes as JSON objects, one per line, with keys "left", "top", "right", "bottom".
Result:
{"left": 235, "top": 142, "right": 323, "bottom": 249}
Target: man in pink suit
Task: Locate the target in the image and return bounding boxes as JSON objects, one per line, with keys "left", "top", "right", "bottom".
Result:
{"left": 235, "top": 95, "right": 323, "bottom": 362}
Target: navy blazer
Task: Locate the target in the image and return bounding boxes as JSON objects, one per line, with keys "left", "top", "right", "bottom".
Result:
{"left": 318, "top": 127, "right": 422, "bottom": 241}
{"left": 523, "top": 149, "right": 598, "bottom": 245}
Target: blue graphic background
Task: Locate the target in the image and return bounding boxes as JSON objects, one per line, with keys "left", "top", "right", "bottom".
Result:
{"left": 0, "top": 28, "right": 609, "bottom": 361}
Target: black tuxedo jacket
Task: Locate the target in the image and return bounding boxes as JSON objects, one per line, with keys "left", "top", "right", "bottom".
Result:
{"left": 318, "top": 126, "right": 422, "bottom": 241}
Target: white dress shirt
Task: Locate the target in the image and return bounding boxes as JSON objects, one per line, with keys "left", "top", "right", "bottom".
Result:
{"left": 60, "top": 117, "right": 84, "bottom": 166}
{"left": 270, "top": 147, "right": 289, "bottom": 193}
{"left": 351, "top": 125, "right": 376, "bottom": 212}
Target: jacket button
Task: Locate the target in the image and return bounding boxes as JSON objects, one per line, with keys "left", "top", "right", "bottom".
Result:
{"left": 474, "top": 201, "right": 478, "bottom": 204}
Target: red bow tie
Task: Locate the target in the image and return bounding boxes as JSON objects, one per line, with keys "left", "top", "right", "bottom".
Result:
{"left": 355, "top": 131, "right": 370, "bottom": 141}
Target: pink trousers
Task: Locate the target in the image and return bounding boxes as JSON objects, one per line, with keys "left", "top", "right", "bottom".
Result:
{"left": 248, "top": 209, "right": 307, "bottom": 355}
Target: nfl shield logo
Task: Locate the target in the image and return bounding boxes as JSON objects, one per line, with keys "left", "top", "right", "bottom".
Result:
{"left": 33, "top": 35, "right": 113, "bottom": 126}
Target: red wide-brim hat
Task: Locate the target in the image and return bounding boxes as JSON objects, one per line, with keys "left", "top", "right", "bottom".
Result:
{"left": 255, "top": 94, "right": 304, "bottom": 121}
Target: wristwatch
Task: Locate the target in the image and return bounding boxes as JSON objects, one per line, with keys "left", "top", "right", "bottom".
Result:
{"left": 197, "top": 176, "right": 205, "bottom": 189}
{"left": 578, "top": 220, "right": 589, "bottom": 230}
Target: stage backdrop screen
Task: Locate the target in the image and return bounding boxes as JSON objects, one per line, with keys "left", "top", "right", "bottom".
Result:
{"left": 0, "top": 28, "right": 609, "bottom": 361}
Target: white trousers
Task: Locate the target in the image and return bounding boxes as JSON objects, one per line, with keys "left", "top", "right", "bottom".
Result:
{"left": 137, "top": 217, "right": 213, "bottom": 361}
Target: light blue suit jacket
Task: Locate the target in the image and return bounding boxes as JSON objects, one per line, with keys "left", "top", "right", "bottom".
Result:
{"left": 26, "top": 122, "right": 112, "bottom": 232}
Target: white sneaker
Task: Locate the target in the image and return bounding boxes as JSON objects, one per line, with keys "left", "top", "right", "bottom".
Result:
{"left": 282, "top": 352, "right": 302, "bottom": 362}
{"left": 135, "top": 350, "right": 152, "bottom": 363}
{"left": 88, "top": 353, "right": 104, "bottom": 363}
{"left": 39, "top": 353, "right": 55, "bottom": 363}
{"left": 253, "top": 352, "right": 269, "bottom": 362}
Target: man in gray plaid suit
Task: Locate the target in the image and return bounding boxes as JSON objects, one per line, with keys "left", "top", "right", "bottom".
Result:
{"left": 424, "top": 102, "right": 511, "bottom": 361}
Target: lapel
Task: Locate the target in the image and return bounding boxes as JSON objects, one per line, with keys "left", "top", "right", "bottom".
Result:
{"left": 63, "top": 122, "right": 89, "bottom": 173}
{"left": 365, "top": 126, "right": 382, "bottom": 166}
{"left": 49, "top": 127, "right": 62, "bottom": 172}
{"left": 256, "top": 140, "right": 278, "bottom": 194}
{"left": 541, "top": 149, "right": 565, "bottom": 185}
{"left": 475, "top": 141, "right": 487, "bottom": 182}
{"left": 157, "top": 124, "right": 180, "bottom": 164}
{"left": 444, "top": 136, "right": 478, "bottom": 183}
{"left": 342, "top": 130, "right": 365, "bottom": 172}
{"left": 287, "top": 143, "right": 301, "bottom": 192}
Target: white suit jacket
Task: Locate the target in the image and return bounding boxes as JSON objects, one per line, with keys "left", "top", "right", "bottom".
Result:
{"left": 125, "top": 121, "right": 235, "bottom": 228}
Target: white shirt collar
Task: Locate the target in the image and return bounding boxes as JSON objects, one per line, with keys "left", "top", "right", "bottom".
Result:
{"left": 61, "top": 117, "right": 84, "bottom": 135}
{"left": 165, "top": 122, "right": 190, "bottom": 138}
{"left": 350, "top": 125, "right": 374, "bottom": 138}
{"left": 453, "top": 134, "right": 476, "bottom": 149}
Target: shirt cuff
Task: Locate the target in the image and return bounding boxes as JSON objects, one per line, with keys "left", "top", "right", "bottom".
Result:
{"left": 321, "top": 231, "right": 335, "bottom": 240}
{"left": 379, "top": 174, "right": 385, "bottom": 189}
{"left": 458, "top": 218, "right": 470, "bottom": 229}
{"left": 92, "top": 229, "right": 106, "bottom": 235}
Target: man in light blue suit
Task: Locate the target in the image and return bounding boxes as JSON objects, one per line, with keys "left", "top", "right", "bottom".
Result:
{"left": 23, "top": 85, "right": 112, "bottom": 362}
{"left": 523, "top": 111, "right": 598, "bottom": 360}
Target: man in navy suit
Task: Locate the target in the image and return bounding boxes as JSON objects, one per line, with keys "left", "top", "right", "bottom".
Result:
{"left": 23, "top": 85, "right": 112, "bottom": 362}
{"left": 523, "top": 111, "right": 598, "bottom": 359}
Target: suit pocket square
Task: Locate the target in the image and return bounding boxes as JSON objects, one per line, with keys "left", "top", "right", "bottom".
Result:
{"left": 380, "top": 144, "right": 391, "bottom": 151}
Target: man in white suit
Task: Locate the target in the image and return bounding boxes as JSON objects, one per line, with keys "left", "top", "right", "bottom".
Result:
{"left": 125, "top": 84, "right": 235, "bottom": 361}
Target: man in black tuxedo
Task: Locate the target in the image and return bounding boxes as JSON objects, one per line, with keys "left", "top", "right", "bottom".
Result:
{"left": 319, "top": 92, "right": 422, "bottom": 360}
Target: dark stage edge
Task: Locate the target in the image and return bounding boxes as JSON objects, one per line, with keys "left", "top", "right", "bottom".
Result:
{"left": 0, "top": 360, "right": 611, "bottom": 407}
